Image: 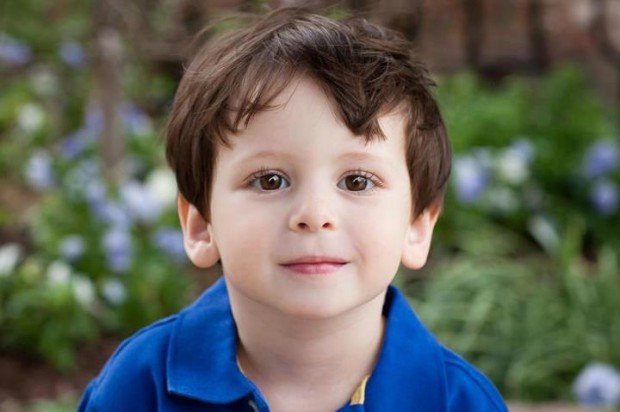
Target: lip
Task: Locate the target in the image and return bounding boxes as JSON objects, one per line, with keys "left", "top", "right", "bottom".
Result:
{"left": 280, "top": 262, "right": 347, "bottom": 275}
{"left": 281, "top": 255, "right": 348, "bottom": 265}
{"left": 280, "top": 255, "right": 348, "bottom": 275}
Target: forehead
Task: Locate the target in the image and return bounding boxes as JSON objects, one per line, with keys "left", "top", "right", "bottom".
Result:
{"left": 220, "top": 76, "right": 408, "bottom": 164}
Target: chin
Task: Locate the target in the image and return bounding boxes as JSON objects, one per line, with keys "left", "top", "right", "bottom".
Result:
{"left": 274, "top": 295, "right": 357, "bottom": 321}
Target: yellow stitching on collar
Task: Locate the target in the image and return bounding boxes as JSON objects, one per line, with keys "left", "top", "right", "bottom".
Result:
{"left": 349, "top": 375, "right": 370, "bottom": 405}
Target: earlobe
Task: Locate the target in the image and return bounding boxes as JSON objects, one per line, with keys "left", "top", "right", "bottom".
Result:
{"left": 177, "top": 194, "right": 220, "bottom": 268}
{"left": 401, "top": 202, "right": 442, "bottom": 270}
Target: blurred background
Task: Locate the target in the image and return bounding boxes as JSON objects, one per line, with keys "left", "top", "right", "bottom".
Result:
{"left": 0, "top": 0, "right": 619, "bottom": 411}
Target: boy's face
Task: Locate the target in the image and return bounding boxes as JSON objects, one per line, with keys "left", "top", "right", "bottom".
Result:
{"left": 179, "top": 76, "right": 440, "bottom": 320}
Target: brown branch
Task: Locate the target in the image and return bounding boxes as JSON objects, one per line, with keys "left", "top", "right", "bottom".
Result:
{"left": 462, "top": 0, "right": 484, "bottom": 69}
{"left": 589, "top": 0, "right": 620, "bottom": 105}
{"left": 105, "top": 0, "right": 205, "bottom": 62}
{"left": 590, "top": 0, "right": 620, "bottom": 65}
{"left": 92, "top": 0, "right": 126, "bottom": 185}
{"left": 526, "top": 0, "right": 549, "bottom": 72}
{"left": 461, "top": 0, "right": 550, "bottom": 82}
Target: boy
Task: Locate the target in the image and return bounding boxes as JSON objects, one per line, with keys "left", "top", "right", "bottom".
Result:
{"left": 79, "top": 7, "right": 508, "bottom": 412}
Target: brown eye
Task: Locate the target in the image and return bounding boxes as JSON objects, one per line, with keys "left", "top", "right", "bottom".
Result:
{"left": 250, "top": 173, "right": 289, "bottom": 191}
{"left": 343, "top": 175, "right": 373, "bottom": 191}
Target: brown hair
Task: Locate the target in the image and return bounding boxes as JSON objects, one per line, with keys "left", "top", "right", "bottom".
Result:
{"left": 165, "top": 6, "right": 451, "bottom": 222}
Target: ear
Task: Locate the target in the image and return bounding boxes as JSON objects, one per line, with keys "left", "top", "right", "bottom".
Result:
{"left": 401, "top": 200, "right": 442, "bottom": 270}
{"left": 177, "top": 193, "right": 220, "bottom": 268}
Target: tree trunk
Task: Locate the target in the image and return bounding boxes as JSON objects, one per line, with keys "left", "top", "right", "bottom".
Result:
{"left": 92, "top": 0, "right": 126, "bottom": 186}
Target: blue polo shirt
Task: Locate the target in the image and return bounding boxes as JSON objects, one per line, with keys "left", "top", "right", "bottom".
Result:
{"left": 79, "top": 277, "right": 508, "bottom": 411}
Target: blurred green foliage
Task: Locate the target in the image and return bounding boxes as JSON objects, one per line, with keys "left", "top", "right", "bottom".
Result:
{"left": 1, "top": 14, "right": 192, "bottom": 370}
{"left": 404, "top": 65, "right": 620, "bottom": 401}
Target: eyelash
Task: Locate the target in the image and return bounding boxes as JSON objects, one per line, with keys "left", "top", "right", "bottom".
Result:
{"left": 246, "top": 166, "right": 385, "bottom": 194}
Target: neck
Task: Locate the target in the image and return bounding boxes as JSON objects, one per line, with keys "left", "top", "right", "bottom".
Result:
{"left": 227, "top": 283, "right": 387, "bottom": 397}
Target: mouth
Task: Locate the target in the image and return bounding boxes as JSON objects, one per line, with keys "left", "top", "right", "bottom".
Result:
{"left": 280, "top": 262, "right": 347, "bottom": 275}
{"left": 280, "top": 255, "right": 349, "bottom": 275}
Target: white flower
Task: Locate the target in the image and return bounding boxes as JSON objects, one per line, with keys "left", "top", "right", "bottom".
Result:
{"left": 72, "top": 275, "right": 96, "bottom": 307}
{"left": 573, "top": 362, "right": 620, "bottom": 407}
{"left": 31, "top": 68, "right": 59, "bottom": 97}
{"left": 145, "top": 168, "right": 177, "bottom": 209}
{"left": 102, "top": 279, "right": 127, "bottom": 305}
{"left": 496, "top": 141, "right": 533, "bottom": 185}
{"left": 527, "top": 215, "right": 560, "bottom": 255}
{"left": 0, "top": 243, "right": 22, "bottom": 277}
{"left": 17, "top": 103, "right": 45, "bottom": 133}
{"left": 119, "top": 180, "right": 163, "bottom": 224}
{"left": 471, "top": 148, "right": 493, "bottom": 168}
{"left": 496, "top": 150, "right": 529, "bottom": 184}
{"left": 485, "top": 187, "right": 519, "bottom": 214}
{"left": 46, "top": 260, "right": 72, "bottom": 286}
{"left": 64, "top": 160, "right": 102, "bottom": 195}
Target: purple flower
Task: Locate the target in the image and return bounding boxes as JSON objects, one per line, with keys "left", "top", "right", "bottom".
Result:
{"left": 84, "top": 180, "right": 107, "bottom": 204}
{"left": 453, "top": 155, "right": 490, "bottom": 203}
{"left": 59, "top": 41, "right": 86, "bottom": 68}
{"left": 58, "top": 107, "right": 102, "bottom": 160}
{"left": 93, "top": 200, "right": 133, "bottom": 229}
{"left": 79, "top": 103, "right": 152, "bottom": 140}
{"left": 58, "top": 128, "right": 97, "bottom": 159}
{"left": 102, "top": 227, "right": 132, "bottom": 273}
{"left": 152, "top": 228, "right": 186, "bottom": 263}
{"left": 59, "top": 134, "right": 87, "bottom": 159}
{"left": 582, "top": 139, "right": 619, "bottom": 179}
{"left": 119, "top": 103, "right": 152, "bottom": 136}
{"left": 0, "top": 34, "right": 32, "bottom": 66}
{"left": 589, "top": 179, "right": 618, "bottom": 216}
{"left": 25, "top": 150, "right": 56, "bottom": 190}
{"left": 573, "top": 362, "right": 620, "bottom": 407}
{"left": 59, "top": 235, "right": 85, "bottom": 261}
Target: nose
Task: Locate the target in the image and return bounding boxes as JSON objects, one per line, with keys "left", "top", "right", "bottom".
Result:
{"left": 288, "top": 189, "right": 338, "bottom": 233}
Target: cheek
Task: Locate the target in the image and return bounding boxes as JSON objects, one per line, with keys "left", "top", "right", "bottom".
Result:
{"left": 211, "top": 194, "right": 275, "bottom": 268}
{"left": 352, "top": 196, "right": 410, "bottom": 269}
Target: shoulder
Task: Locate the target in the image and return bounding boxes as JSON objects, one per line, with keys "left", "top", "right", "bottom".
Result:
{"left": 439, "top": 345, "right": 508, "bottom": 412}
{"left": 78, "top": 314, "right": 179, "bottom": 411}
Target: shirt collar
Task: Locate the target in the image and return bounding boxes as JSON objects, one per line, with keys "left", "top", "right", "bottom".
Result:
{"left": 167, "top": 277, "right": 446, "bottom": 409}
{"left": 363, "top": 283, "right": 447, "bottom": 410}
{"left": 167, "top": 277, "right": 254, "bottom": 404}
